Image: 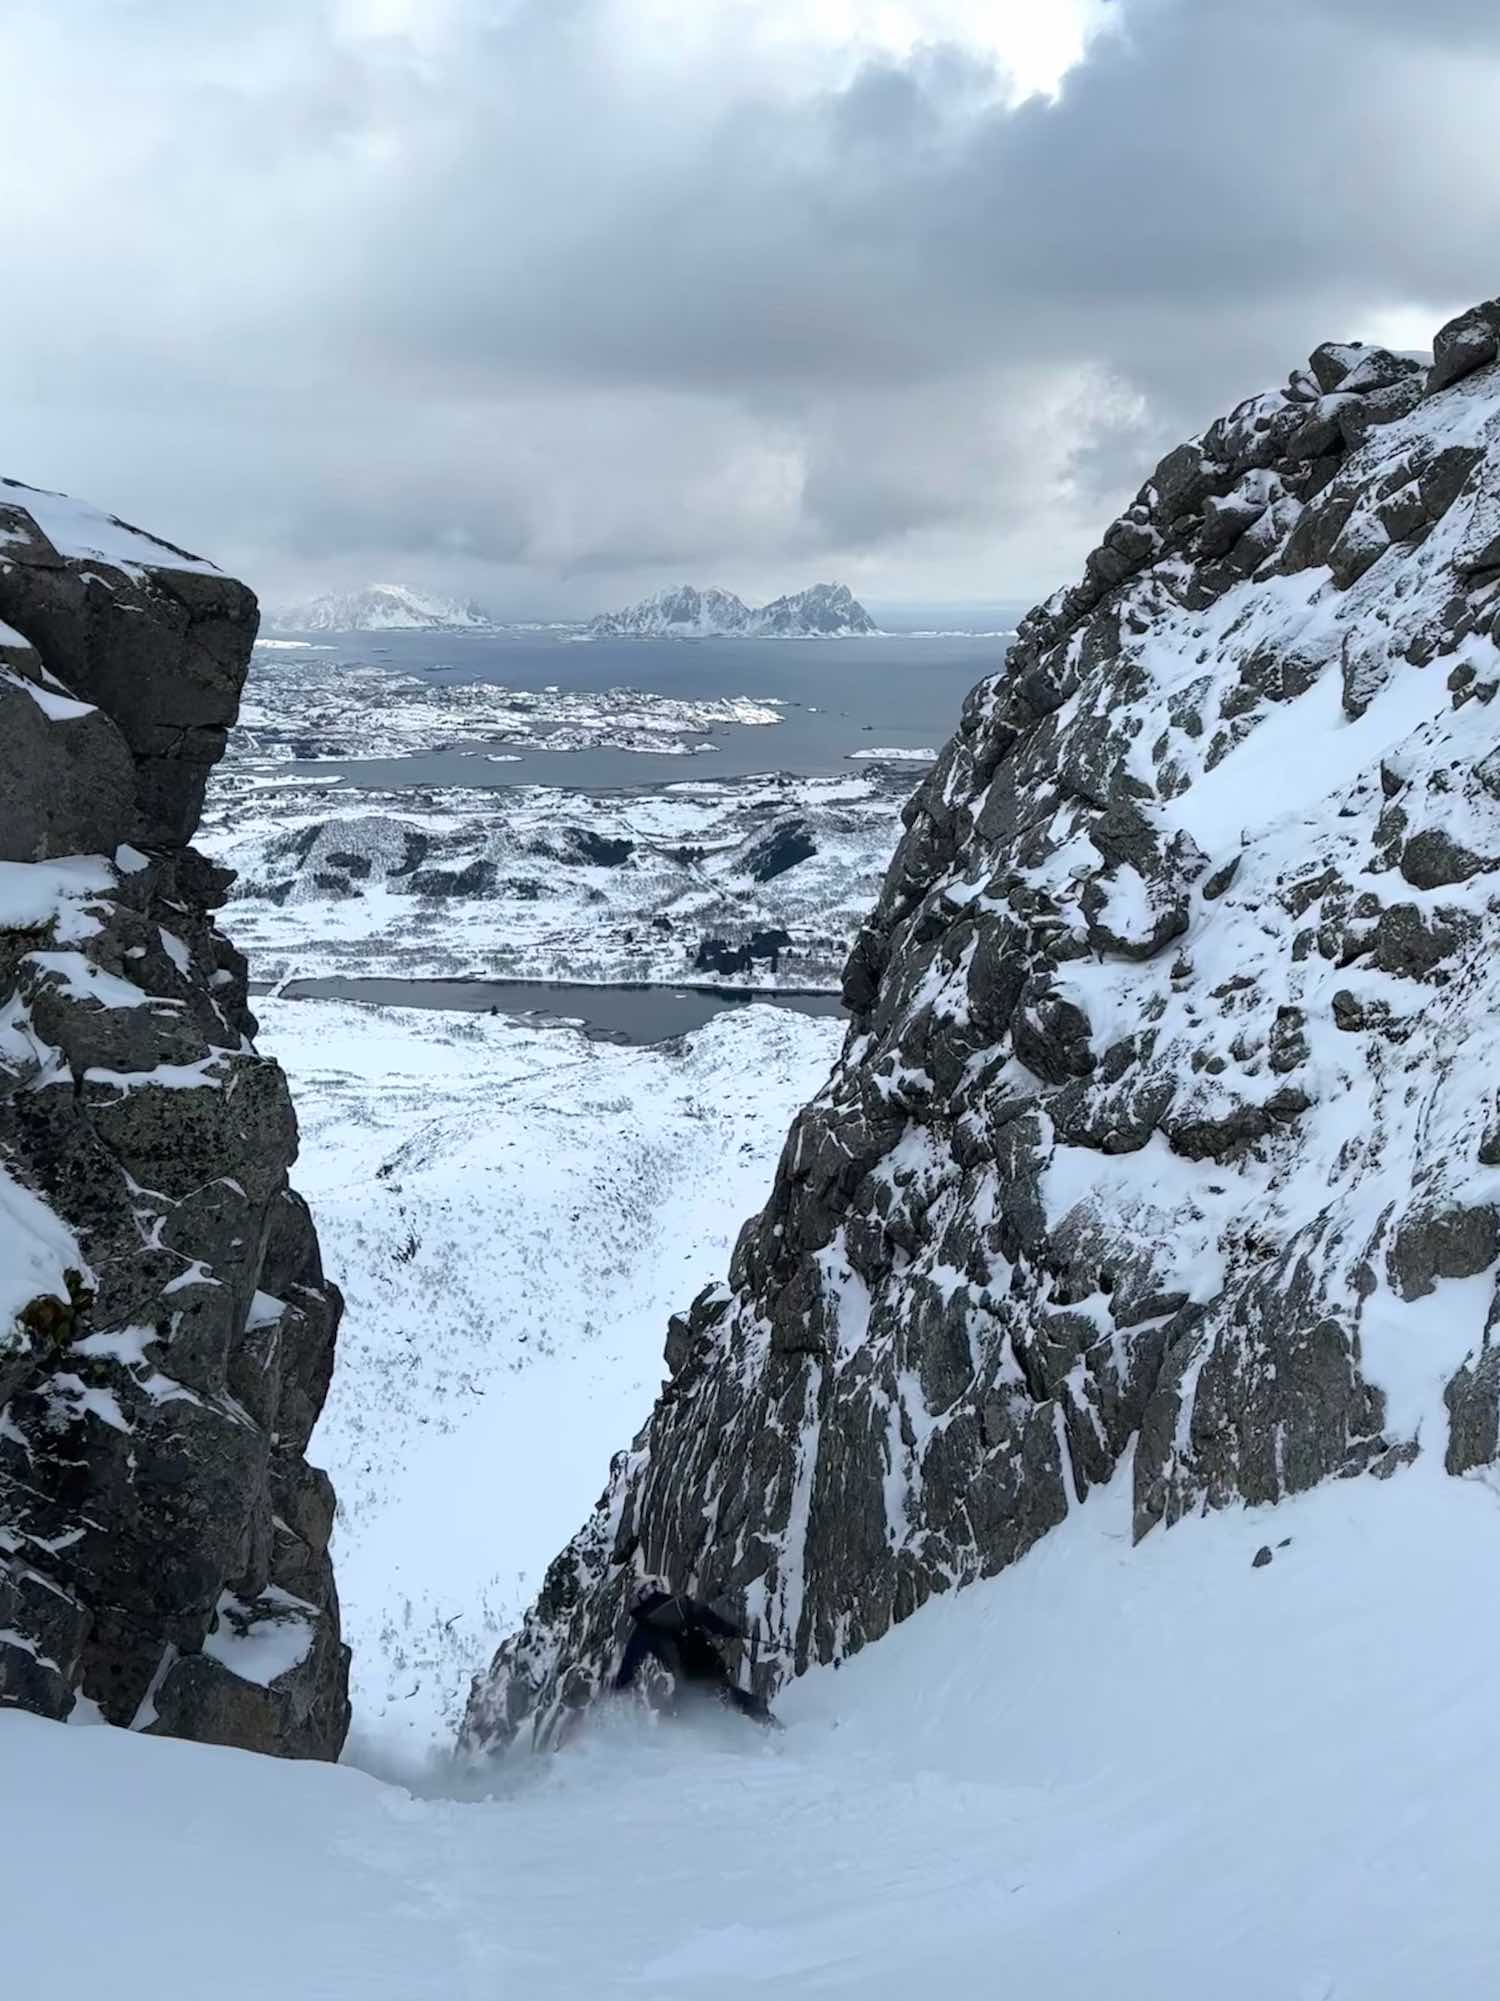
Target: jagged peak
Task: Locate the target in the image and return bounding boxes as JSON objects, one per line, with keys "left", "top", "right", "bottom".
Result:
{"left": 587, "top": 579, "right": 878, "bottom": 638}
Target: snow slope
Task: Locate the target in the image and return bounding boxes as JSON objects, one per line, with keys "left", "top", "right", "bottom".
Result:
{"left": 257, "top": 997, "right": 842, "bottom": 1750}
{"left": 0, "top": 476, "right": 220, "bottom": 576}
{"left": 8, "top": 1458, "right": 1500, "bottom": 1999}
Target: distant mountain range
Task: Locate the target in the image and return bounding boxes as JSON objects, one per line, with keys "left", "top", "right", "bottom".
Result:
{"left": 587, "top": 582, "right": 879, "bottom": 639}
{"left": 267, "top": 585, "right": 495, "bottom": 634}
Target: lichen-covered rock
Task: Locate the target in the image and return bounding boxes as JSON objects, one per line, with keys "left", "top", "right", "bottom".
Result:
{"left": 463, "top": 299, "right": 1500, "bottom": 1757}
{"left": 0, "top": 482, "right": 348, "bottom": 1757}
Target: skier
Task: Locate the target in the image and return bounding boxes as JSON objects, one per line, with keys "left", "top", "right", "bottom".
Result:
{"left": 613, "top": 1578, "right": 777, "bottom": 1727}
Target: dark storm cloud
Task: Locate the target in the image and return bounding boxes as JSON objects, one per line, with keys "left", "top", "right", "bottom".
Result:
{"left": 3, "top": 0, "right": 1499, "bottom": 612}
{"left": 347, "top": 0, "right": 1498, "bottom": 398}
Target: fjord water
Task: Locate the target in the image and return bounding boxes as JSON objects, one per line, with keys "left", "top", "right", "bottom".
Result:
{"left": 272, "top": 628, "right": 1002, "bottom": 789}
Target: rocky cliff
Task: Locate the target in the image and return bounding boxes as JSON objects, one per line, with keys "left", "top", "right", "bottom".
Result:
{"left": 0, "top": 480, "right": 348, "bottom": 1756}
{"left": 464, "top": 297, "right": 1500, "bottom": 1753}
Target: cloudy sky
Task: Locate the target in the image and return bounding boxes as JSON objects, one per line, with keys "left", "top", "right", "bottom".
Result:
{"left": 3, "top": 0, "right": 1496, "bottom": 616}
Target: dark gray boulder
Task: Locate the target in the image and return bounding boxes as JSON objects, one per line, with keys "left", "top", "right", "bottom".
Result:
{"left": 1427, "top": 301, "right": 1500, "bottom": 396}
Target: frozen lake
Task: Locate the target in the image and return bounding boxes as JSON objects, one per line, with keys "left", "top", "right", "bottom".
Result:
{"left": 254, "top": 975, "right": 847, "bottom": 1043}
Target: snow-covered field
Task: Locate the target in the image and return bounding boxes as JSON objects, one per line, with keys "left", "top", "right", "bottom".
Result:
{"left": 203, "top": 768, "right": 903, "bottom": 989}
{"left": 259, "top": 996, "right": 843, "bottom": 1750}
{"left": 10, "top": 1458, "right": 1498, "bottom": 1998}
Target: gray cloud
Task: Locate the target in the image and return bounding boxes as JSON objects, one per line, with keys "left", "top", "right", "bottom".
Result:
{"left": 2, "top": 0, "right": 1499, "bottom": 614}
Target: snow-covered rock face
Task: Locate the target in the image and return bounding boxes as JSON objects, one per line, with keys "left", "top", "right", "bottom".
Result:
{"left": 268, "top": 585, "right": 494, "bottom": 633}
{"left": 588, "top": 581, "right": 878, "bottom": 638}
{"left": 0, "top": 484, "right": 348, "bottom": 1756}
{"left": 463, "top": 300, "right": 1500, "bottom": 1754}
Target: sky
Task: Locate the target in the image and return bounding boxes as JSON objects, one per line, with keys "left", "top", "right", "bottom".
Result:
{"left": 3, "top": 0, "right": 1498, "bottom": 617}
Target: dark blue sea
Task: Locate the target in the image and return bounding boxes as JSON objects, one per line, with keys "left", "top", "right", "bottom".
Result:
{"left": 278, "top": 630, "right": 1006, "bottom": 791}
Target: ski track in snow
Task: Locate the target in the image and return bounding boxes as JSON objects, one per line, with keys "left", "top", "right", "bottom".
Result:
{"left": 9, "top": 1461, "right": 1500, "bottom": 1998}
{"left": 261, "top": 996, "right": 843, "bottom": 1751}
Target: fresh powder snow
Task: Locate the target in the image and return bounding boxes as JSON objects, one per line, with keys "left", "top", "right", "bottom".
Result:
{"left": 6, "top": 1462, "right": 1500, "bottom": 1998}
{"left": 259, "top": 995, "right": 844, "bottom": 1749}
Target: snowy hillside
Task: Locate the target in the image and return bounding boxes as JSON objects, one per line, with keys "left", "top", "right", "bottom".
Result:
{"left": 587, "top": 580, "right": 878, "bottom": 638}
{"left": 467, "top": 301, "right": 1500, "bottom": 1751}
{"left": 10, "top": 1461, "right": 1500, "bottom": 1998}
{"left": 203, "top": 767, "right": 907, "bottom": 990}
{"left": 255, "top": 997, "right": 841, "bottom": 1749}
{"left": 268, "top": 584, "right": 495, "bottom": 632}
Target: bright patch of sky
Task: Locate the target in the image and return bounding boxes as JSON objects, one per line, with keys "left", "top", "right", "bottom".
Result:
{"left": 652, "top": 0, "right": 1107, "bottom": 96}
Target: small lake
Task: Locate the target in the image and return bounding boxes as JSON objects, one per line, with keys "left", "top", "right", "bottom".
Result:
{"left": 254, "top": 975, "right": 847, "bottom": 1046}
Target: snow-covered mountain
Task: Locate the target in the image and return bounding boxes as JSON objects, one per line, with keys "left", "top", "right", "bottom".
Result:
{"left": 267, "top": 584, "right": 495, "bottom": 633}
{"left": 466, "top": 298, "right": 1500, "bottom": 1756}
{"left": 18, "top": 304, "right": 1500, "bottom": 2001}
{"left": 587, "top": 580, "right": 878, "bottom": 638}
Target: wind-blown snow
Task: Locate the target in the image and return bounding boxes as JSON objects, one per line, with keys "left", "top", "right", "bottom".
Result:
{"left": 7, "top": 1461, "right": 1500, "bottom": 1998}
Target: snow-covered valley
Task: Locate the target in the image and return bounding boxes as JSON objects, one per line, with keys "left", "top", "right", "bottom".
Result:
{"left": 199, "top": 640, "right": 936, "bottom": 989}
{"left": 257, "top": 996, "right": 842, "bottom": 1751}
{"left": 204, "top": 767, "right": 907, "bottom": 989}
{"left": 18, "top": 286, "right": 1500, "bottom": 2001}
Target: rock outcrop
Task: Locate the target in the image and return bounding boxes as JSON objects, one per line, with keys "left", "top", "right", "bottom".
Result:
{"left": 464, "top": 300, "right": 1500, "bottom": 1755}
{"left": 0, "top": 479, "right": 348, "bottom": 1757}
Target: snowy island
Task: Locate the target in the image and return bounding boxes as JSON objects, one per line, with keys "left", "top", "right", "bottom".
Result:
{"left": 586, "top": 580, "right": 879, "bottom": 639}
{"left": 267, "top": 584, "right": 496, "bottom": 633}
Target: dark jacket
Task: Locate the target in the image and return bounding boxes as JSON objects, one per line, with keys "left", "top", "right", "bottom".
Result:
{"left": 613, "top": 1591, "right": 743, "bottom": 1692}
